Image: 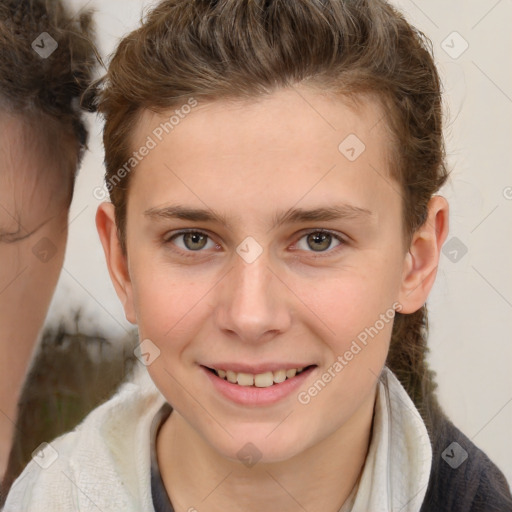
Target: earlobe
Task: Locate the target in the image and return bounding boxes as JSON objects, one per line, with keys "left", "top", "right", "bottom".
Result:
{"left": 95, "top": 203, "right": 137, "bottom": 324}
{"left": 398, "top": 196, "right": 449, "bottom": 314}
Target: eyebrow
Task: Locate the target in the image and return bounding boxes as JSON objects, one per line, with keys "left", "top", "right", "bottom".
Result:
{"left": 144, "top": 203, "right": 373, "bottom": 231}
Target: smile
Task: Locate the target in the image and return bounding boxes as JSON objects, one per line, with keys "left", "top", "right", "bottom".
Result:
{"left": 208, "top": 366, "right": 312, "bottom": 388}
{"left": 201, "top": 364, "right": 317, "bottom": 406}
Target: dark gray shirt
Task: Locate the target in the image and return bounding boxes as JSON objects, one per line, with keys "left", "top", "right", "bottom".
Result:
{"left": 150, "top": 403, "right": 174, "bottom": 512}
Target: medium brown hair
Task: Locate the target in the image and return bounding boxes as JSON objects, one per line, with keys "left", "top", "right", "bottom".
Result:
{"left": 95, "top": 0, "right": 449, "bottom": 433}
{"left": 0, "top": 0, "right": 98, "bottom": 206}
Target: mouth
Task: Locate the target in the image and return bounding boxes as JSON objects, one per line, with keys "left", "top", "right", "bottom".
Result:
{"left": 203, "top": 365, "right": 317, "bottom": 387}
{"left": 201, "top": 364, "right": 317, "bottom": 406}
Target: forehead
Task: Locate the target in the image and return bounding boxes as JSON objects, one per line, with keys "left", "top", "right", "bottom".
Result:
{"left": 0, "top": 111, "right": 75, "bottom": 177}
{"left": 0, "top": 112, "right": 74, "bottom": 239}
{"left": 132, "top": 87, "right": 389, "bottom": 157}
{"left": 127, "top": 87, "right": 398, "bottom": 224}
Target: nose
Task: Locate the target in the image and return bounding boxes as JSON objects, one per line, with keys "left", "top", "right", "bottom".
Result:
{"left": 214, "top": 249, "right": 292, "bottom": 344}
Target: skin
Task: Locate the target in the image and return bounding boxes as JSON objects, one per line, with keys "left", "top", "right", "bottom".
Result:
{"left": 97, "top": 86, "right": 449, "bottom": 512}
{"left": 0, "top": 112, "right": 71, "bottom": 479}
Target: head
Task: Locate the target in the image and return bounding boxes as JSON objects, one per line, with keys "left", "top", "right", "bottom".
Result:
{"left": 96, "top": 0, "right": 449, "bottom": 463}
{"left": 0, "top": 0, "right": 97, "bottom": 321}
{"left": 0, "top": 0, "right": 98, "bottom": 489}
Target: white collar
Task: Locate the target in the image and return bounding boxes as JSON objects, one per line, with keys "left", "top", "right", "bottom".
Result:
{"left": 340, "top": 366, "right": 432, "bottom": 512}
{"left": 138, "top": 363, "right": 432, "bottom": 512}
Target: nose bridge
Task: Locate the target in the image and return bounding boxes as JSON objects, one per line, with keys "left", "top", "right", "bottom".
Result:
{"left": 215, "top": 247, "right": 290, "bottom": 342}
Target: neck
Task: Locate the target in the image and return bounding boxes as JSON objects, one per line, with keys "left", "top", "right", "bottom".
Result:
{"left": 157, "top": 385, "right": 377, "bottom": 512}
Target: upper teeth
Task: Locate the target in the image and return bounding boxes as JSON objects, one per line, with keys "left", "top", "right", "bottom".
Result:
{"left": 215, "top": 368, "right": 305, "bottom": 387}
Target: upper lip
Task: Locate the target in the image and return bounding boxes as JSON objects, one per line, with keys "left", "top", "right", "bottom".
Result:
{"left": 202, "top": 363, "right": 315, "bottom": 374}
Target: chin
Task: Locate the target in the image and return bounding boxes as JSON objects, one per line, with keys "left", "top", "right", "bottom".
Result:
{"left": 208, "top": 427, "right": 307, "bottom": 466}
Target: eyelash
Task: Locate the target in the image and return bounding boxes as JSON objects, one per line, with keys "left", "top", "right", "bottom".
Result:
{"left": 163, "top": 228, "right": 347, "bottom": 259}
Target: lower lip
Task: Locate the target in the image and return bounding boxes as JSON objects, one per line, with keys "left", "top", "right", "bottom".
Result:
{"left": 201, "top": 365, "right": 316, "bottom": 406}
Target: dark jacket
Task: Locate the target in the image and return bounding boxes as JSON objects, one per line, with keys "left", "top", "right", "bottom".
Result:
{"left": 420, "top": 414, "right": 512, "bottom": 511}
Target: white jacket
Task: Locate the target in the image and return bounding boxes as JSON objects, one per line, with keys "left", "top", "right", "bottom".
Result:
{"left": 4, "top": 365, "right": 431, "bottom": 511}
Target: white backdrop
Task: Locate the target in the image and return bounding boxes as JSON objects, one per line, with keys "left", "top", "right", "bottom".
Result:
{"left": 45, "top": 0, "right": 512, "bottom": 484}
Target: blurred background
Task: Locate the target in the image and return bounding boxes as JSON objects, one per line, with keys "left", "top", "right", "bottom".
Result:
{"left": 5, "top": 0, "right": 512, "bottom": 488}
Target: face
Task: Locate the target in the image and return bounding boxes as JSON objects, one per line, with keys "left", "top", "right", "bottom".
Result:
{"left": 98, "top": 86, "right": 445, "bottom": 464}
{"left": 0, "top": 112, "right": 71, "bottom": 466}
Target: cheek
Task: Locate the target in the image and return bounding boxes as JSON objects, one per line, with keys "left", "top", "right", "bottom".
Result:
{"left": 131, "top": 264, "right": 209, "bottom": 356}
{"left": 301, "top": 260, "right": 401, "bottom": 338}
{"left": 293, "top": 275, "right": 395, "bottom": 426}
{"left": 0, "top": 215, "right": 68, "bottom": 345}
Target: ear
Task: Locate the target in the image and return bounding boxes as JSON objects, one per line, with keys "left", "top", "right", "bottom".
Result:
{"left": 398, "top": 195, "right": 449, "bottom": 314}
{"left": 95, "top": 202, "right": 137, "bottom": 324}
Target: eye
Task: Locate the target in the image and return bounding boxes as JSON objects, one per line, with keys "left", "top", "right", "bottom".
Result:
{"left": 165, "top": 230, "right": 218, "bottom": 254}
{"left": 294, "top": 229, "right": 345, "bottom": 255}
